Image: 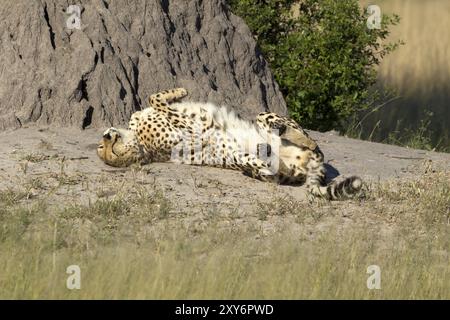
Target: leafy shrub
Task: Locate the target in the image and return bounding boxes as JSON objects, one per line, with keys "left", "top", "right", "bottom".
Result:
{"left": 228, "top": 0, "right": 401, "bottom": 131}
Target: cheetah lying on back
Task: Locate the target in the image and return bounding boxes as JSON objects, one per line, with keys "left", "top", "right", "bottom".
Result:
{"left": 97, "top": 88, "right": 362, "bottom": 200}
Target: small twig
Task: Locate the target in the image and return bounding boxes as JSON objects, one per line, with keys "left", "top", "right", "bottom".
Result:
{"left": 101, "top": 168, "right": 129, "bottom": 173}
{"left": 385, "top": 155, "right": 425, "bottom": 160}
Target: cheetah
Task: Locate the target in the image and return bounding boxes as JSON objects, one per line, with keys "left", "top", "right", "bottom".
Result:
{"left": 97, "top": 88, "right": 362, "bottom": 200}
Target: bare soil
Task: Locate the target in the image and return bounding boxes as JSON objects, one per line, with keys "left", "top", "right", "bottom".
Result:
{"left": 1, "top": 125, "right": 449, "bottom": 236}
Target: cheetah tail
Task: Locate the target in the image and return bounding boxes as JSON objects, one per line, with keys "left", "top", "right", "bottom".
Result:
{"left": 309, "top": 176, "right": 363, "bottom": 200}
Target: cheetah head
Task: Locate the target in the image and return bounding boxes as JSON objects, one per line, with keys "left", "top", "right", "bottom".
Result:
{"left": 97, "top": 127, "right": 143, "bottom": 167}
{"left": 277, "top": 144, "right": 317, "bottom": 181}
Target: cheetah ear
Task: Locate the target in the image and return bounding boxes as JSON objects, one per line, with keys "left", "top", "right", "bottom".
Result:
{"left": 281, "top": 126, "right": 317, "bottom": 150}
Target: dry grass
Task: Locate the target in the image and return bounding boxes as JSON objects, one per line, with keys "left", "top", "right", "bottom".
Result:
{"left": 0, "top": 168, "right": 449, "bottom": 299}
{"left": 358, "top": 0, "right": 450, "bottom": 149}
{"left": 2, "top": 228, "right": 448, "bottom": 299}
{"left": 19, "top": 153, "right": 53, "bottom": 163}
{"left": 371, "top": 168, "right": 450, "bottom": 227}
{"left": 360, "top": 0, "right": 450, "bottom": 96}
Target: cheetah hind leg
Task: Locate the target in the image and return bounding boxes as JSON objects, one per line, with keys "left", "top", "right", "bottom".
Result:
{"left": 233, "top": 151, "right": 277, "bottom": 182}
{"left": 148, "top": 88, "right": 188, "bottom": 112}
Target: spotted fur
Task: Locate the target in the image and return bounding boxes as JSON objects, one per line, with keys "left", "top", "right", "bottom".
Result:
{"left": 97, "top": 88, "right": 362, "bottom": 200}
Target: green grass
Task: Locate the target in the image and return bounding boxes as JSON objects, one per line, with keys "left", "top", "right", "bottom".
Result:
{"left": 0, "top": 170, "right": 449, "bottom": 299}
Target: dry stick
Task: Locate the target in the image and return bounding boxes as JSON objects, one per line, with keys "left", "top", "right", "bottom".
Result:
{"left": 101, "top": 168, "right": 129, "bottom": 173}
{"left": 68, "top": 157, "right": 89, "bottom": 160}
{"left": 385, "top": 155, "right": 425, "bottom": 160}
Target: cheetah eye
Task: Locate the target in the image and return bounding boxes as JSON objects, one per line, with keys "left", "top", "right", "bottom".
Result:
{"left": 98, "top": 145, "right": 104, "bottom": 149}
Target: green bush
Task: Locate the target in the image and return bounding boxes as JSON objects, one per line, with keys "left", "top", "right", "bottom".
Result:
{"left": 228, "top": 0, "right": 401, "bottom": 131}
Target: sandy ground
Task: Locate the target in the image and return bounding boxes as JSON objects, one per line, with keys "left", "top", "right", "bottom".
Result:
{"left": 0, "top": 125, "right": 448, "bottom": 238}
{"left": 1, "top": 125, "right": 449, "bottom": 300}
{"left": 1, "top": 125, "right": 449, "bottom": 203}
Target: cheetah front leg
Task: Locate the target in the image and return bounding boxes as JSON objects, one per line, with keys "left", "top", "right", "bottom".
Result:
{"left": 148, "top": 88, "right": 188, "bottom": 113}
{"left": 232, "top": 151, "right": 278, "bottom": 182}
{"left": 128, "top": 111, "right": 142, "bottom": 131}
{"left": 256, "top": 112, "right": 317, "bottom": 150}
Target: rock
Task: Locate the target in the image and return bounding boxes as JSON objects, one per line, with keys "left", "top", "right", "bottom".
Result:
{"left": 0, "top": 0, "right": 286, "bottom": 130}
